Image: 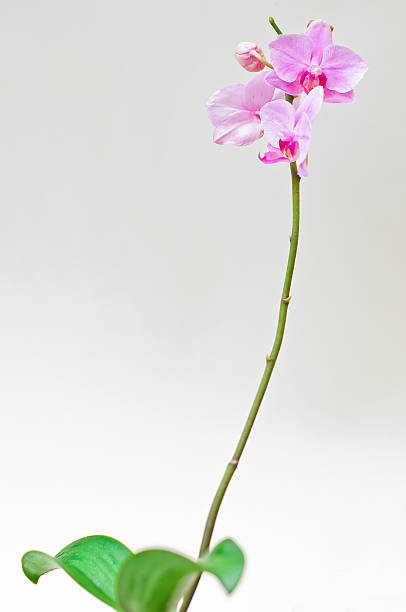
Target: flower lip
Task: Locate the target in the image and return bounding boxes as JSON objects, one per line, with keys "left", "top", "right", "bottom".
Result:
{"left": 279, "top": 137, "right": 299, "bottom": 161}
{"left": 300, "top": 70, "right": 327, "bottom": 93}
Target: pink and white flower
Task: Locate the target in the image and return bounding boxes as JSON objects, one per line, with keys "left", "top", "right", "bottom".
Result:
{"left": 259, "top": 86, "right": 324, "bottom": 177}
{"left": 266, "top": 20, "right": 367, "bottom": 103}
{"left": 234, "top": 42, "right": 266, "bottom": 72}
{"left": 207, "top": 71, "right": 281, "bottom": 146}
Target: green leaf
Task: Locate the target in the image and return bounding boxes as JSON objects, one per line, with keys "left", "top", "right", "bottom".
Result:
{"left": 200, "top": 538, "right": 245, "bottom": 593}
{"left": 22, "top": 535, "right": 133, "bottom": 610}
{"left": 116, "top": 538, "right": 244, "bottom": 612}
{"left": 117, "top": 550, "right": 198, "bottom": 612}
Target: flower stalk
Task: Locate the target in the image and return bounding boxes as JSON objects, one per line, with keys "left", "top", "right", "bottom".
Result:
{"left": 269, "top": 16, "right": 283, "bottom": 35}
{"left": 179, "top": 160, "right": 301, "bottom": 611}
{"left": 250, "top": 50, "right": 274, "bottom": 69}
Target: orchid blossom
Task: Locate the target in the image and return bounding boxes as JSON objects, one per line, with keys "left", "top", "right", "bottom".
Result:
{"left": 259, "top": 86, "right": 324, "bottom": 177}
{"left": 206, "top": 71, "right": 281, "bottom": 146}
{"left": 266, "top": 19, "right": 367, "bottom": 102}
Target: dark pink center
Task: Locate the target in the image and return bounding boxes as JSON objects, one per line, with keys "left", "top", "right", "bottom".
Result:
{"left": 300, "top": 69, "right": 327, "bottom": 94}
{"left": 279, "top": 138, "right": 299, "bottom": 161}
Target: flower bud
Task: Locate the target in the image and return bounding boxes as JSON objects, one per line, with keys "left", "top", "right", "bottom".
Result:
{"left": 234, "top": 42, "right": 266, "bottom": 72}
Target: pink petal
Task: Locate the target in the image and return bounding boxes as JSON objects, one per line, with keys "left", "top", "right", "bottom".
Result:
{"left": 260, "top": 99, "right": 295, "bottom": 148}
{"left": 294, "top": 113, "right": 312, "bottom": 165}
{"left": 243, "top": 71, "right": 276, "bottom": 111}
{"left": 269, "top": 34, "right": 312, "bottom": 82}
{"left": 305, "top": 20, "right": 333, "bottom": 63}
{"left": 295, "top": 85, "right": 324, "bottom": 124}
{"left": 322, "top": 44, "right": 368, "bottom": 93}
{"left": 266, "top": 71, "right": 303, "bottom": 96}
{"left": 291, "top": 95, "right": 302, "bottom": 110}
{"left": 258, "top": 150, "right": 288, "bottom": 164}
{"left": 206, "top": 84, "right": 246, "bottom": 126}
{"left": 213, "top": 112, "right": 262, "bottom": 146}
{"left": 297, "top": 158, "right": 309, "bottom": 177}
{"left": 323, "top": 87, "right": 355, "bottom": 103}
{"left": 273, "top": 88, "right": 288, "bottom": 101}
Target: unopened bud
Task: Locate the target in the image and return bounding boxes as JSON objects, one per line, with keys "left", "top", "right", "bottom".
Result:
{"left": 234, "top": 42, "right": 266, "bottom": 72}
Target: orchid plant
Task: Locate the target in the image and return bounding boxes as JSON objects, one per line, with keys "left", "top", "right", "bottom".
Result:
{"left": 21, "top": 16, "right": 367, "bottom": 612}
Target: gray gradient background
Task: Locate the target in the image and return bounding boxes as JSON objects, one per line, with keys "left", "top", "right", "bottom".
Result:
{"left": 1, "top": 1, "right": 405, "bottom": 611}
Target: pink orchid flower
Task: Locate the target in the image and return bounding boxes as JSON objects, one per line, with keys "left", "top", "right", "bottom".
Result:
{"left": 259, "top": 86, "right": 324, "bottom": 177}
{"left": 266, "top": 19, "right": 367, "bottom": 103}
{"left": 207, "top": 71, "right": 282, "bottom": 146}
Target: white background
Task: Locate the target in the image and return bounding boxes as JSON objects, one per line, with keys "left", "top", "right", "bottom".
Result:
{"left": 1, "top": 0, "right": 406, "bottom": 611}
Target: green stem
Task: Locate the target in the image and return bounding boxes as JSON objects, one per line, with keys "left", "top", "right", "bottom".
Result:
{"left": 269, "top": 16, "right": 283, "bottom": 35}
{"left": 179, "top": 162, "right": 301, "bottom": 611}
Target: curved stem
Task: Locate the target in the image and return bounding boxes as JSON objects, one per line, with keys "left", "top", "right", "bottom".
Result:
{"left": 179, "top": 162, "right": 301, "bottom": 611}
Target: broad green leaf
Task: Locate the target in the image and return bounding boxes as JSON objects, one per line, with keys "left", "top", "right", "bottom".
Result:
{"left": 117, "top": 550, "right": 199, "bottom": 612}
{"left": 200, "top": 538, "right": 244, "bottom": 593}
{"left": 116, "top": 538, "right": 244, "bottom": 612}
{"left": 22, "top": 535, "right": 133, "bottom": 609}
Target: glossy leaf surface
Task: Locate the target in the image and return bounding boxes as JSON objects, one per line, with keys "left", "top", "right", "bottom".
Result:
{"left": 117, "top": 549, "right": 198, "bottom": 612}
{"left": 22, "top": 535, "right": 133, "bottom": 609}
{"left": 117, "top": 538, "right": 244, "bottom": 612}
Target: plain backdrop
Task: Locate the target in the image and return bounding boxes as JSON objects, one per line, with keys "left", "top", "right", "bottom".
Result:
{"left": 1, "top": 1, "right": 405, "bottom": 611}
